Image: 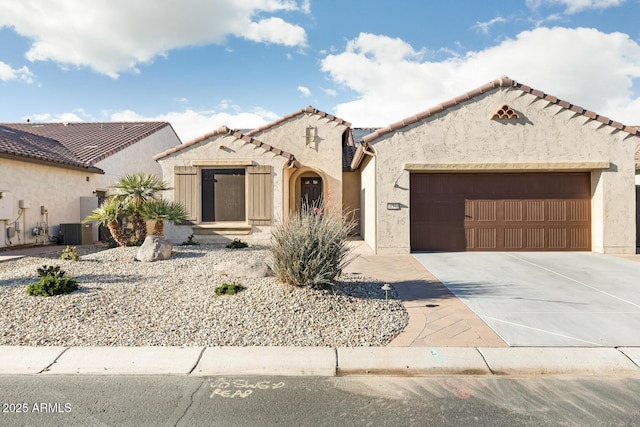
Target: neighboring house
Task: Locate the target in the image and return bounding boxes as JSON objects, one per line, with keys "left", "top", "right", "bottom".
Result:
{"left": 0, "top": 122, "right": 180, "bottom": 248}
{"left": 154, "top": 107, "right": 358, "bottom": 243}
{"left": 155, "top": 77, "right": 639, "bottom": 255}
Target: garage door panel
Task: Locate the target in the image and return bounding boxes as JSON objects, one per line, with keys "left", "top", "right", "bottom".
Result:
{"left": 410, "top": 173, "right": 591, "bottom": 251}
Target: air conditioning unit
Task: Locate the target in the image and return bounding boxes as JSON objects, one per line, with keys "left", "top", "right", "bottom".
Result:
{"left": 59, "top": 223, "right": 93, "bottom": 245}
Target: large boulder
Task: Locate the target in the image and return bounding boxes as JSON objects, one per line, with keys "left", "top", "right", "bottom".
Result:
{"left": 213, "top": 258, "right": 273, "bottom": 278}
{"left": 136, "top": 236, "right": 173, "bottom": 262}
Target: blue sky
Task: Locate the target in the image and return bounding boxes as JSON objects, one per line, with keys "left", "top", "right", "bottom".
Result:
{"left": 1, "top": 0, "right": 639, "bottom": 141}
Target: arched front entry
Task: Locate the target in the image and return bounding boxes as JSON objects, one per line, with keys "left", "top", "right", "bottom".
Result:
{"left": 288, "top": 168, "right": 328, "bottom": 213}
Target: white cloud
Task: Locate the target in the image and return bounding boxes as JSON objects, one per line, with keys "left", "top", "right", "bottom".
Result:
{"left": 0, "top": 0, "right": 308, "bottom": 78}
{"left": 297, "top": 86, "right": 311, "bottom": 96}
{"left": 244, "top": 17, "right": 307, "bottom": 47}
{"left": 527, "top": 0, "right": 625, "bottom": 13}
{"left": 321, "top": 28, "right": 640, "bottom": 127}
{"left": 474, "top": 17, "right": 507, "bottom": 35}
{"left": 0, "top": 61, "right": 34, "bottom": 83}
{"left": 321, "top": 87, "right": 337, "bottom": 97}
{"left": 109, "top": 107, "right": 278, "bottom": 142}
{"left": 29, "top": 112, "right": 85, "bottom": 122}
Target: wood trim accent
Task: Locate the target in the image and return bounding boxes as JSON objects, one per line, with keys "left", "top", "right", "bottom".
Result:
{"left": 247, "top": 165, "right": 272, "bottom": 225}
{"left": 191, "top": 159, "right": 254, "bottom": 166}
{"left": 404, "top": 162, "right": 610, "bottom": 172}
{"left": 174, "top": 166, "right": 197, "bottom": 222}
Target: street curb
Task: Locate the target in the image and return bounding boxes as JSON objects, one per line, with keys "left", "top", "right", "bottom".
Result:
{"left": 0, "top": 346, "right": 639, "bottom": 376}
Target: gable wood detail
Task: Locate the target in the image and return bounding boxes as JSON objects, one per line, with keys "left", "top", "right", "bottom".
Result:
{"left": 173, "top": 164, "right": 273, "bottom": 226}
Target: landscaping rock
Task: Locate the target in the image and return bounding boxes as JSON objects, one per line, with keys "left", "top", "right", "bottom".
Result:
{"left": 136, "top": 236, "right": 173, "bottom": 262}
{"left": 213, "top": 258, "right": 273, "bottom": 278}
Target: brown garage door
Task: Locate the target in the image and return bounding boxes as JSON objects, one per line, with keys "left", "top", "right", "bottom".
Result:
{"left": 410, "top": 173, "right": 591, "bottom": 251}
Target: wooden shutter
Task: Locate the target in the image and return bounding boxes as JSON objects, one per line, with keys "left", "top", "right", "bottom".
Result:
{"left": 247, "top": 165, "right": 272, "bottom": 225}
{"left": 174, "top": 166, "right": 197, "bottom": 223}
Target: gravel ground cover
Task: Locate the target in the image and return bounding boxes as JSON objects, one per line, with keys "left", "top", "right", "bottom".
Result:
{"left": 0, "top": 245, "right": 408, "bottom": 347}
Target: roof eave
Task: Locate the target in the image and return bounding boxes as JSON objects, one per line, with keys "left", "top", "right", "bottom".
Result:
{"left": 0, "top": 152, "right": 105, "bottom": 174}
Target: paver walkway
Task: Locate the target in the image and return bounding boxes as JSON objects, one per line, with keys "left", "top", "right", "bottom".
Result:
{"left": 345, "top": 241, "right": 506, "bottom": 347}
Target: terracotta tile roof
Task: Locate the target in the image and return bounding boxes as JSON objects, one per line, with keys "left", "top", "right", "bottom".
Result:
{"left": 1, "top": 122, "right": 173, "bottom": 165}
{"left": 153, "top": 126, "right": 298, "bottom": 164}
{"left": 245, "top": 106, "right": 351, "bottom": 136}
{"left": 362, "top": 76, "right": 640, "bottom": 144}
{"left": 0, "top": 125, "right": 104, "bottom": 173}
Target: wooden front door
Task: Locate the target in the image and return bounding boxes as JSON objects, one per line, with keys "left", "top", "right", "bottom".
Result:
{"left": 301, "top": 177, "right": 323, "bottom": 208}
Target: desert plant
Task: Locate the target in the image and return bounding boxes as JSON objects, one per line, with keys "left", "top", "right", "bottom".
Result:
{"left": 83, "top": 197, "right": 129, "bottom": 247}
{"left": 26, "top": 265, "right": 78, "bottom": 297}
{"left": 140, "top": 198, "right": 187, "bottom": 236}
{"left": 60, "top": 246, "right": 79, "bottom": 261}
{"left": 214, "top": 282, "right": 246, "bottom": 295}
{"left": 111, "top": 173, "right": 169, "bottom": 244}
{"left": 180, "top": 234, "right": 199, "bottom": 246}
{"left": 226, "top": 238, "right": 248, "bottom": 249}
{"left": 270, "top": 201, "right": 356, "bottom": 289}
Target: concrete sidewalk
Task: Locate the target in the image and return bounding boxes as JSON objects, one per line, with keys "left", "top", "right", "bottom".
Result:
{"left": 0, "top": 346, "right": 638, "bottom": 376}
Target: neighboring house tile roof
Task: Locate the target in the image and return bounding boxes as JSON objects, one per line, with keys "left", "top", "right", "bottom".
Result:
{"left": 153, "top": 125, "right": 298, "bottom": 164}
{"left": 2, "top": 122, "right": 173, "bottom": 165}
{"left": 362, "top": 76, "right": 640, "bottom": 144}
{"left": 0, "top": 125, "right": 104, "bottom": 173}
{"left": 352, "top": 128, "right": 379, "bottom": 143}
{"left": 245, "top": 106, "right": 351, "bottom": 136}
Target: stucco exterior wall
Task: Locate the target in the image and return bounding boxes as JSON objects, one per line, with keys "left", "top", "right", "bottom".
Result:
{"left": 157, "top": 133, "right": 289, "bottom": 244}
{"left": 0, "top": 159, "right": 96, "bottom": 248}
{"left": 95, "top": 126, "right": 180, "bottom": 191}
{"left": 370, "top": 88, "right": 637, "bottom": 254}
{"left": 249, "top": 114, "right": 348, "bottom": 211}
{"left": 341, "top": 170, "right": 361, "bottom": 234}
{"left": 360, "top": 155, "right": 376, "bottom": 249}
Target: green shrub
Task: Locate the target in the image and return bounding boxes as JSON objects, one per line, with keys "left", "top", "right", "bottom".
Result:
{"left": 214, "top": 282, "right": 245, "bottom": 295}
{"left": 180, "top": 234, "right": 199, "bottom": 246}
{"left": 60, "top": 245, "right": 79, "bottom": 261}
{"left": 26, "top": 265, "right": 78, "bottom": 297}
{"left": 270, "top": 201, "right": 356, "bottom": 289}
{"left": 226, "top": 238, "right": 248, "bottom": 249}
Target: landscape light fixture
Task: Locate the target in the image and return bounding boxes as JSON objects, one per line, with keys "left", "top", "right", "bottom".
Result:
{"left": 381, "top": 283, "right": 392, "bottom": 305}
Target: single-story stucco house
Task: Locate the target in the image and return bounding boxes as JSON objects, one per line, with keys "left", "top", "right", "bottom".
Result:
{"left": 0, "top": 122, "right": 181, "bottom": 248}
{"left": 155, "top": 76, "right": 639, "bottom": 255}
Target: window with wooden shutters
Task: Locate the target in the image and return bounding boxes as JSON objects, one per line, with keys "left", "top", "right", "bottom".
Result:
{"left": 174, "top": 166, "right": 197, "bottom": 223}
{"left": 247, "top": 165, "right": 272, "bottom": 225}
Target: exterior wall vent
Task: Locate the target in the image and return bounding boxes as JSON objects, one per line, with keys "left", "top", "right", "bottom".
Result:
{"left": 492, "top": 104, "right": 520, "bottom": 120}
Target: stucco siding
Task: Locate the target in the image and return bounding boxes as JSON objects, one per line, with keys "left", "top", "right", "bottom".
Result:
{"left": 249, "top": 114, "right": 348, "bottom": 209}
{"left": 370, "top": 88, "right": 636, "bottom": 254}
{"left": 360, "top": 155, "right": 376, "bottom": 249}
{"left": 95, "top": 126, "right": 179, "bottom": 191}
{"left": 157, "top": 133, "right": 288, "bottom": 244}
{"left": 0, "top": 159, "right": 96, "bottom": 248}
{"left": 342, "top": 171, "right": 361, "bottom": 234}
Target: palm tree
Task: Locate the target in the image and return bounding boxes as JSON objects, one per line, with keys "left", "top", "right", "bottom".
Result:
{"left": 83, "top": 197, "right": 129, "bottom": 247}
{"left": 140, "top": 198, "right": 187, "bottom": 236}
{"left": 111, "top": 173, "right": 169, "bottom": 244}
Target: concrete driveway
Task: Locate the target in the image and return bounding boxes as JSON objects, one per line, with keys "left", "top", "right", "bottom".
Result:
{"left": 412, "top": 252, "right": 640, "bottom": 346}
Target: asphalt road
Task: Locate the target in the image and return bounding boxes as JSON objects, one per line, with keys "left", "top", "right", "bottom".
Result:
{"left": 1, "top": 375, "right": 639, "bottom": 426}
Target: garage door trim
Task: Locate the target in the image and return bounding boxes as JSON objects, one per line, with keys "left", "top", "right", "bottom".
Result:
{"left": 404, "top": 161, "right": 609, "bottom": 172}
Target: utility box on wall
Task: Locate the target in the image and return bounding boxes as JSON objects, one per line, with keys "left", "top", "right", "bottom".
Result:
{"left": 59, "top": 223, "right": 93, "bottom": 245}
{"left": 0, "top": 190, "right": 13, "bottom": 220}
